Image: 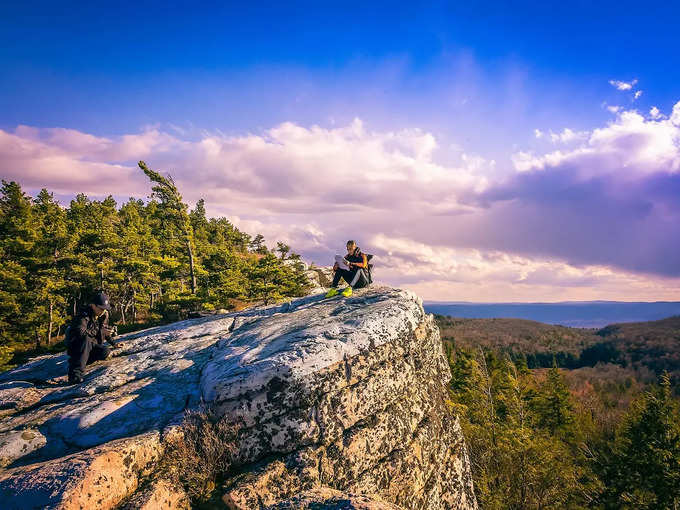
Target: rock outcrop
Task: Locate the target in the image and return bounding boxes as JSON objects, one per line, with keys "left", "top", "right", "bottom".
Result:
{"left": 0, "top": 286, "right": 476, "bottom": 509}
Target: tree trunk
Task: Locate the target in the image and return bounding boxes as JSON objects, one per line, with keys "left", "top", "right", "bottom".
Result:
{"left": 120, "top": 304, "right": 126, "bottom": 325}
{"left": 35, "top": 329, "right": 41, "bottom": 349}
{"left": 47, "top": 300, "right": 54, "bottom": 346}
{"left": 186, "top": 238, "right": 197, "bottom": 294}
{"left": 132, "top": 289, "right": 137, "bottom": 322}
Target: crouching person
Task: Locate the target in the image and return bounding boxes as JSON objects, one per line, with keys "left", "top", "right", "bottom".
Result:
{"left": 67, "top": 292, "right": 123, "bottom": 384}
{"left": 326, "top": 240, "right": 370, "bottom": 298}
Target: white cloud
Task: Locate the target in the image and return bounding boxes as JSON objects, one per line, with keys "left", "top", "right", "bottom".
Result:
{"left": 0, "top": 120, "right": 491, "bottom": 211}
{"left": 671, "top": 101, "right": 680, "bottom": 125}
{"left": 1, "top": 107, "right": 679, "bottom": 301}
{"left": 649, "top": 106, "right": 664, "bottom": 119}
{"left": 534, "top": 128, "right": 544, "bottom": 139}
{"left": 607, "top": 105, "right": 621, "bottom": 114}
{"left": 512, "top": 103, "right": 680, "bottom": 175}
{"left": 634, "top": 90, "right": 643, "bottom": 100}
{"left": 609, "top": 78, "right": 638, "bottom": 91}
{"left": 371, "top": 235, "right": 680, "bottom": 302}
{"left": 549, "top": 128, "right": 589, "bottom": 144}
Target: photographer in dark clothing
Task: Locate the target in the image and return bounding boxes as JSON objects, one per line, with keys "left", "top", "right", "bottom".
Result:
{"left": 66, "top": 292, "right": 123, "bottom": 384}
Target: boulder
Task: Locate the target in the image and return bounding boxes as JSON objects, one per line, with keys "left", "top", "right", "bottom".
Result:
{"left": 304, "top": 264, "right": 335, "bottom": 292}
{"left": 0, "top": 286, "right": 476, "bottom": 509}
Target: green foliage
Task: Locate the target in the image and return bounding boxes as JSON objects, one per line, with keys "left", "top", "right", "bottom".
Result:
{"left": 449, "top": 345, "right": 593, "bottom": 509}
{"left": 597, "top": 373, "right": 680, "bottom": 509}
{"left": 533, "top": 363, "right": 576, "bottom": 438}
{"left": 0, "top": 174, "right": 310, "bottom": 370}
{"left": 442, "top": 313, "right": 680, "bottom": 509}
{"left": 438, "top": 314, "right": 680, "bottom": 387}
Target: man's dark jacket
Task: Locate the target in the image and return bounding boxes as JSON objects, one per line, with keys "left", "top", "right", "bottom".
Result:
{"left": 69, "top": 305, "right": 116, "bottom": 348}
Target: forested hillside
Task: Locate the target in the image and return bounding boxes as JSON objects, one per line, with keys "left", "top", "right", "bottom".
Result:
{"left": 438, "top": 314, "right": 680, "bottom": 509}
{"left": 438, "top": 315, "right": 680, "bottom": 384}
{"left": 0, "top": 162, "right": 310, "bottom": 370}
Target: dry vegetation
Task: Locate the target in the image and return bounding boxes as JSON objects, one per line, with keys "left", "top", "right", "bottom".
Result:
{"left": 159, "top": 407, "right": 241, "bottom": 504}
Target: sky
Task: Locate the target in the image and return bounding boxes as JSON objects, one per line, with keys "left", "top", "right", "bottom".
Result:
{"left": 1, "top": 1, "right": 680, "bottom": 302}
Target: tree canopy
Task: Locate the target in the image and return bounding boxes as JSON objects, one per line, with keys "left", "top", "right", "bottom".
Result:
{"left": 0, "top": 168, "right": 310, "bottom": 370}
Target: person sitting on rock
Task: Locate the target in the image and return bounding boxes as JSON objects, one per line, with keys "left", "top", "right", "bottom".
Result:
{"left": 66, "top": 291, "right": 124, "bottom": 384}
{"left": 325, "top": 240, "right": 370, "bottom": 298}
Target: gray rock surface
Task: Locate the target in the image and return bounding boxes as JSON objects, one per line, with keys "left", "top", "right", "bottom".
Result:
{"left": 0, "top": 286, "right": 476, "bottom": 509}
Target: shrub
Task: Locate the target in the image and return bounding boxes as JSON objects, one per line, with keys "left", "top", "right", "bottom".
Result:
{"left": 160, "top": 406, "right": 240, "bottom": 503}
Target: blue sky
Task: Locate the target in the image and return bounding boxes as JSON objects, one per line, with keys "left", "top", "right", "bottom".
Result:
{"left": 1, "top": 1, "right": 679, "bottom": 301}
{"left": 2, "top": 1, "right": 678, "bottom": 135}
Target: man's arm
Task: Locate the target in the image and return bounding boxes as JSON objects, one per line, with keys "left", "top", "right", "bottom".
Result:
{"left": 350, "top": 254, "right": 368, "bottom": 269}
{"left": 99, "top": 311, "right": 118, "bottom": 347}
{"left": 103, "top": 327, "right": 118, "bottom": 347}
{"left": 74, "top": 315, "right": 89, "bottom": 340}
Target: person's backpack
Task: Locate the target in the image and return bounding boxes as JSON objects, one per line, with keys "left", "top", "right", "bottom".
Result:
{"left": 365, "top": 254, "right": 374, "bottom": 284}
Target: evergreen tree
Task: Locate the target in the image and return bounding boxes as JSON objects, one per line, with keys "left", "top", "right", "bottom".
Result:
{"left": 534, "top": 363, "right": 576, "bottom": 437}
{"left": 249, "top": 234, "right": 268, "bottom": 254}
{"left": 138, "top": 161, "right": 198, "bottom": 295}
{"left": 0, "top": 181, "right": 36, "bottom": 346}
{"left": 275, "top": 241, "right": 290, "bottom": 260}
{"left": 249, "top": 253, "right": 285, "bottom": 304}
{"left": 0, "top": 177, "right": 311, "bottom": 370}
{"left": 33, "top": 189, "right": 70, "bottom": 344}
{"left": 600, "top": 373, "right": 680, "bottom": 509}
{"left": 448, "top": 344, "right": 595, "bottom": 509}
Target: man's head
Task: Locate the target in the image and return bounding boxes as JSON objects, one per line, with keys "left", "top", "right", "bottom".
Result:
{"left": 346, "top": 240, "right": 356, "bottom": 254}
{"left": 91, "top": 291, "right": 111, "bottom": 316}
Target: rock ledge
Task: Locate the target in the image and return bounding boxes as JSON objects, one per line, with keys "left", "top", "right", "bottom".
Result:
{"left": 0, "top": 286, "right": 476, "bottom": 509}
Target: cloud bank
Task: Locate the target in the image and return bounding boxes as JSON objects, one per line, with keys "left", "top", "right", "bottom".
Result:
{"left": 2, "top": 101, "right": 680, "bottom": 301}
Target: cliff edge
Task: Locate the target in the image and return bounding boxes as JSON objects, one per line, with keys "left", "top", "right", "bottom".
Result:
{"left": 0, "top": 286, "right": 476, "bottom": 509}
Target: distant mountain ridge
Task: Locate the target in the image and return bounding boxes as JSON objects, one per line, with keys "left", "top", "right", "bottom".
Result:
{"left": 424, "top": 301, "right": 680, "bottom": 328}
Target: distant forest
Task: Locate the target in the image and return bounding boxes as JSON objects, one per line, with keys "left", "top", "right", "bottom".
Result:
{"left": 438, "top": 315, "right": 680, "bottom": 509}
{"left": 437, "top": 315, "right": 680, "bottom": 386}
{"left": 0, "top": 161, "right": 310, "bottom": 370}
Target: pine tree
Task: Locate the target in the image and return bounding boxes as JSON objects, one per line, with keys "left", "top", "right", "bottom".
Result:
{"left": 249, "top": 234, "right": 267, "bottom": 254}
{"left": 139, "top": 161, "right": 198, "bottom": 295}
{"left": 0, "top": 178, "right": 311, "bottom": 367}
{"left": 275, "top": 242, "right": 290, "bottom": 260}
{"left": 248, "top": 253, "right": 285, "bottom": 304}
{"left": 0, "top": 181, "right": 39, "bottom": 346}
{"left": 33, "top": 189, "right": 70, "bottom": 345}
{"left": 534, "top": 363, "right": 576, "bottom": 437}
{"left": 601, "top": 373, "right": 680, "bottom": 509}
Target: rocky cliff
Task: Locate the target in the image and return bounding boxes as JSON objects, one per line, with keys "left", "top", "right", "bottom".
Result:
{"left": 0, "top": 286, "right": 476, "bottom": 509}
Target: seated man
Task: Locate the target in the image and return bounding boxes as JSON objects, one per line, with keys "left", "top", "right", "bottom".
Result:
{"left": 326, "top": 240, "right": 370, "bottom": 298}
{"left": 66, "top": 291, "right": 123, "bottom": 384}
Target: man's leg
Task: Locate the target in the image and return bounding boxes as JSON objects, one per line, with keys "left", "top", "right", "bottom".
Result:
{"left": 349, "top": 268, "right": 369, "bottom": 289}
{"left": 331, "top": 269, "right": 344, "bottom": 288}
{"left": 67, "top": 342, "right": 78, "bottom": 381}
{"left": 70, "top": 338, "right": 94, "bottom": 381}
{"left": 348, "top": 268, "right": 368, "bottom": 289}
{"left": 88, "top": 344, "right": 111, "bottom": 364}
{"left": 332, "top": 269, "right": 356, "bottom": 287}
{"left": 327, "top": 269, "right": 353, "bottom": 297}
